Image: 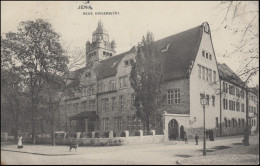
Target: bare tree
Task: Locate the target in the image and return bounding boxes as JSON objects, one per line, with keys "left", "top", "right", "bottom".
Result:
{"left": 216, "top": 1, "right": 259, "bottom": 84}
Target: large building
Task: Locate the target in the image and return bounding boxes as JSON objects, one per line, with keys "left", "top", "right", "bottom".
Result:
{"left": 59, "top": 21, "right": 258, "bottom": 140}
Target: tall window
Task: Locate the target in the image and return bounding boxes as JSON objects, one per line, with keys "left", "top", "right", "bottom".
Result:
{"left": 206, "top": 95, "right": 209, "bottom": 106}
{"left": 105, "top": 98, "right": 109, "bottom": 111}
{"left": 168, "top": 90, "right": 173, "bottom": 104}
{"left": 82, "top": 87, "right": 88, "bottom": 96}
{"left": 202, "top": 50, "right": 205, "bottom": 57}
{"left": 102, "top": 99, "right": 108, "bottom": 112}
{"left": 212, "top": 96, "right": 215, "bottom": 106}
{"left": 202, "top": 67, "right": 205, "bottom": 80}
{"left": 118, "top": 117, "right": 122, "bottom": 130}
{"left": 89, "top": 100, "right": 95, "bottom": 111}
{"left": 111, "top": 97, "right": 116, "bottom": 111}
{"left": 208, "top": 69, "right": 212, "bottom": 82}
{"left": 98, "top": 83, "right": 104, "bottom": 93}
{"left": 89, "top": 85, "right": 95, "bottom": 95}
{"left": 241, "top": 103, "right": 245, "bottom": 112}
{"left": 241, "top": 90, "right": 245, "bottom": 99}
{"left": 109, "top": 81, "right": 116, "bottom": 91}
{"left": 82, "top": 101, "right": 87, "bottom": 110}
{"left": 236, "top": 102, "right": 240, "bottom": 112}
{"left": 114, "top": 117, "right": 118, "bottom": 130}
{"left": 127, "top": 116, "right": 132, "bottom": 130}
{"left": 198, "top": 64, "right": 201, "bottom": 78}
{"left": 229, "top": 85, "right": 235, "bottom": 95}
{"left": 174, "top": 89, "right": 180, "bottom": 103}
{"left": 223, "top": 82, "right": 228, "bottom": 93}
{"left": 206, "top": 68, "right": 209, "bottom": 81}
{"left": 102, "top": 118, "right": 109, "bottom": 131}
{"left": 216, "top": 117, "right": 218, "bottom": 128}
{"left": 236, "top": 88, "right": 240, "bottom": 97}
{"left": 223, "top": 99, "right": 228, "bottom": 110}
{"left": 224, "top": 118, "right": 227, "bottom": 128}
{"left": 213, "top": 71, "right": 216, "bottom": 82}
{"left": 132, "top": 117, "right": 136, "bottom": 130}
{"left": 119, "top": 95, "right": 124, "bottom": 111}
{"left": 119, "top": 77, "right": 127, "bottom": 89}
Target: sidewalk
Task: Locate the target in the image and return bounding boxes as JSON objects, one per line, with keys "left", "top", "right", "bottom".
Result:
{"left": 177, "top": 134, "right": 259, "bottom": 165}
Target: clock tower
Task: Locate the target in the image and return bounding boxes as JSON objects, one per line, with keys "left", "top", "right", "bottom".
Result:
{"left": 86, "top": 20, "right": 116, "bottom": 67}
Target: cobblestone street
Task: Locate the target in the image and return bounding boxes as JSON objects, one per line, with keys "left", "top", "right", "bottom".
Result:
{"left": 1, "top": 134, "right": 259, "bottom": 165}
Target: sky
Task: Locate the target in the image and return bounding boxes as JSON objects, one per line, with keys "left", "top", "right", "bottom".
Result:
{"left": 1, "top": 1, "right": 259, "bottom": 87}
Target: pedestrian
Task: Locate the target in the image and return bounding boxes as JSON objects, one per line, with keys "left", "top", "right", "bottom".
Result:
{"left": 206, "top": 130, "right": 209, "bottom": 139}
{"left": 17, "top": 136, "right": 23, "bottom": 149}
{"left": 195, "top": 134, "right": 199, "bottom": 145}
{"left": 182, "top": 131, "right": 186, "bottom": 141}
{"left": 184, "top": 133, "right": 188, "bottom": 144}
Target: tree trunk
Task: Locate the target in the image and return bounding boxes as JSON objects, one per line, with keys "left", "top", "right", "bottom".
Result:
{"left": 51, "top": 122, "right": 55, "bottom": 146}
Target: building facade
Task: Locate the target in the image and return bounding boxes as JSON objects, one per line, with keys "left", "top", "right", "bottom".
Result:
{"left": 59, "top": 21, "right": 258, "bottom": 140}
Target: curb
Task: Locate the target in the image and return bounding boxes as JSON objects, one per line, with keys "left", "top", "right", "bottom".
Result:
{"left": 1, "top": 149, "right": 78, "bottom": 156}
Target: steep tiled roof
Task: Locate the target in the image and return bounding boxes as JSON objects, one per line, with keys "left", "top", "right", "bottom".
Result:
{"left": 217, "top": 63, "right": 246, "bottom": 87}
{"left": 67, "top": 23, "right": 206, "bottom": 85}
{"left": 156, "top": 24, "right": 204, "bottom": 81}
{"left": 96, "top": 48, "right": 135, "bottom": 80}
{"left": 66, "top": 67, "right": 86, "bottom": 88}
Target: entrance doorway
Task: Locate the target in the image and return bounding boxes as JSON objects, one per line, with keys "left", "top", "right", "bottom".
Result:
{"left": 168, "top": 119, "right": 179, "bottom": 140}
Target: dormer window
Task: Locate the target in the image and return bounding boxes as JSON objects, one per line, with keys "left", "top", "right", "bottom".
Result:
{"left": 85, "top": 72, "right": 91, "bottom": 78}
{"left": 124, "top": 60, "right": 129, "bottom": 66}
{"left": 130, "top": 59, "right": 134, "bottom": 66}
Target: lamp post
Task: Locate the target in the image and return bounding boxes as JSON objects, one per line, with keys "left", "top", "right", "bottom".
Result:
{"left": 200, "top": 96, "right": 207, "bottom": 156}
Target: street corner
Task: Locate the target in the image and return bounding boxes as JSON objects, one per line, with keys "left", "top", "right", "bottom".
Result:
{"left": 177, "top": 154, "right": 259, "bottom": 165}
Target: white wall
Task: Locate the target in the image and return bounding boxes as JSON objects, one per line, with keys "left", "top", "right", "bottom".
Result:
{"left": 189, "top": 24, "right": 220, "bottom": 129}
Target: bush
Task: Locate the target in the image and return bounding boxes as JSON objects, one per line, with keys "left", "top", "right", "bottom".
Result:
{"left": 95, "top": 132, "right": 100, "bottom": 138}
{"left": 120, "top": 132, "right": 126, "bottom": 137}
{"left": 80, "top": 132, "right": 87, "bottom": 138}
{"left": 103, "top": 131, "right": 109, "bottom": 138}
{"left": 87, "top": 132, "right": 92, "bottom": 138}
{"left": 135, "top": 131, "right": 140, "bottom": 136}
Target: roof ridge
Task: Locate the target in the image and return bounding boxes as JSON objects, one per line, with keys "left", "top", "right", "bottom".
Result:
{"left": 155, "top": 24, "right": 203, "bottom": 44}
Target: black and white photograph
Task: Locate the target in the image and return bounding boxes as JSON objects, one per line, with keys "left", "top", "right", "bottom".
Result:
{"left": 1, "top": 1, "right": 259, "bottom": 165}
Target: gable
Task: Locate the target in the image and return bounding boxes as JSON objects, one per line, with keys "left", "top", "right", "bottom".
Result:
{"left": 156, "top": 24, "right": 204, "bottom": 81}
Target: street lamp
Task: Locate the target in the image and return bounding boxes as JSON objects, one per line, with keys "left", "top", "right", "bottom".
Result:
{"left": 200, "top": 96, "right": 207, "bottom": 156}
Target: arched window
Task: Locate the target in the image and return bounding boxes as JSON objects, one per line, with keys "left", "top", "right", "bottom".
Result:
{"left": 224, "top": 118, "right": 227, "bottom": 128}
{"left": 228, "top": 120, "right": 231, "bottom": 127}
{"left": 232, "top": 118, "right": 235, "bottom": 127}
{"left": 238, "top": 119, "right": 241, "bottom": 127}
{"left": 242, "top": 119, "right": 245, "bottom": 127}
{"left": 254, "top": 119, "right": 256, "bottom": 126}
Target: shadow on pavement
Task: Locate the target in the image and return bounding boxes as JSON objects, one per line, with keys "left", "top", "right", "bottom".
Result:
{"left": 1, "top": 149, "right": 78, "bottom": 156}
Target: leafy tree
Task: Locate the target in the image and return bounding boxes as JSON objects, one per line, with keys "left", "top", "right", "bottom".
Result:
{"left": 1, "top": 19, "right": 69, "bottom": 144}
{"left": 40, "top": 73, "right": 68, "bottom": 146}
{"left": 130, "top": 32, "right": 163, "bottom": 132}
{"left": 1, "top": 68, "right": 29, "bottom": 139}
